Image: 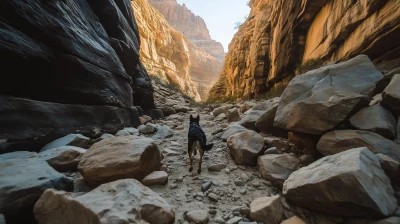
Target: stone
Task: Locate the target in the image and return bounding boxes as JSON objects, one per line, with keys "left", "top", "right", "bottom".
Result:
{"left": 382, "top": 74, "right": 400, "bottom": 114}
{"left": 240, "top": 189, "right": 247, "bottom": 195}
{"left": 142, "top": 171, "right": 168, "bottom": 186}
{"left": 152, "top": 125, "right": 173, "bottom": 140}
{"left": 281, "top": 216, "right": 307, "bottom": 224}
{"left": 215, "top": 217, "right": 225, "bottom": 223}
{"left": 145, "top": 109, "right": 164, "bottom": 120}
{"left": 288, "top": 132, "right": 317, "bottom": 155}
{"left": 138, "top": 124, "right": 157, "bottom": 134}
{"left": 274, "top": 55, "right": 383, "bottom": 135}
{"left": 99, "top": 133, "right": 114, "bottom": 139}
{"left": 185, "top": 210, "right": 209, "bottom": 224}
{"left": 299, "top": 154, "right": 314, "bottom": 166}
{"left": 34, "top": 179, "right": 174, "bottom": 224}
{"left": 377, "top": 153, "right": 400, "bottom": 186}
{"left": 227, "top": 217, "right": 243, "bottom": 224}
{"left": 115, "top": 129, "right": 131, "bottom": 137}
{"left": 264, "top": 147, "right": 280, "bottom": 154}
{"left": 258, "top": 154, "right": 301, "bottom": 187}
{"left": 227, "top": 108, "right": 241, "bottom": 123}
{"left": 241, "top": 173, "right": 250, "bottom": 182}
{"left": 162, "top": 106, "right": 176, "bottom": 116}
{"left": 238, "top": 109, "right": 266, "bottom": 130}
{"left": 349, "top": 105, "right": 397, "bottom": 139}
{"left": 162, "top": 148, "right": 180, "bottom": 156}
{"left": 249, "top": 195, "right": 283, "bottom": 223}
{"left": 221, "top": 123, "right": 248, "bottom": 141}
{"left": 228, "top": 130, "right": 265, "bottom": 166}
{"left": 255, "top": 102, "right": 287, "bottom": 137}
{"left": 160, "top": 165, "right": 167, "bottom": 172}
{"left": 39, "top": 146, "right": 86, "bottom": 172}
{"left": 173, "top": 105, "right": 191, "bottom": 113}
{"left": 213, "top": 106, "right": 229, "bottom": 117}
{"left": 202, "top": 182, "right": 212, "bottom": 192}
{"left": 209, "top": 210, "right": 217, "bottom": 215}
{"left": 317, "top": 130, "right": 400, "bottom": 161}
{"left": 40, "top": 134, "right": 90, "bottom": 152}
{"left": 264, "top": 137, "right": 292, "bottom": 152}
{"left": 121, "top": 127, "right": 140, "bottom": 136}
{"left": 208, "top": 163, "right": 227, "bottom": 172}
{"left": 235, "top": 180, "right": 245, "bottom": 186}
{"left": 0, "top": 151, "right": 73, "bottom": 216}
{"left": 283, "top": 147, "right": 397, "bottom": 218}
{"left": 208, "top": 193, "right": 219, "bottom": 202}
{"left": 73, "top": 175, "right": 92, "bottom": 193}
{"left": 78, "top": 136, "right": 161, "bottom": 186}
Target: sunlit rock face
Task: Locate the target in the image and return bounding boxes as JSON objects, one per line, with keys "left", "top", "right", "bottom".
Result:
{"left": 133, "top": 0, "right": 222, "bottom": 101}
{"left": 209, "top": 0, "right": 400, "bottom": 99}
{"left": 149, "top": 0, "right": 226, "bottom": 63}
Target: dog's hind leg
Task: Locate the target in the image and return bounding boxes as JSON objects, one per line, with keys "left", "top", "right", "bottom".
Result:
{"left": 188, "top": 140, "right": 193, "bottom": 172}
{"left": 198, "top": 148, "right": 204, "bottom": 174}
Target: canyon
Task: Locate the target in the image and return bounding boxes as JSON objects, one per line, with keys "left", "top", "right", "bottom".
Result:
{"left": 209, "top": 0, "right": 400, "bottom": 100}
{"left": 133, "top": 0, "right": 223, "bottom": 101}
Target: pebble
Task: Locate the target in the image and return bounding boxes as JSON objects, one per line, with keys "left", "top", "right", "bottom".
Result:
{"left": 177, "top": 176, "right": 184, "bottom": 182}
{"left": 224, "top": 168, "right": 231, "bottom": 174}
{"left": 264, "top": 147, "right": 280, "bottom": 154}
{"left": 215, "top": 217, "right": 226, "bottom": 224}
{"left": 208, "top": 163, "right": 227, "bottom": 172}
{"left": 241, "top": 173, "right": 249, "bottom": 182}
{"left": 234, "top": 179, "right": 245, "bottom": 186}
{"left": 227, "top": 217, "right": 243, "bottom": 224}
{"left": 209, "top": 209, "right": 217, "bottom": 215}
{"left": 160, "top": 165, "right": 167, "bottom": 172}
{"left": 201, "top": 181, "right": 212, "bottom": 192}
{"left": 170, "top": 184, "right": 178, "bottom": 189}
{"left": 208, "top": 193, "right": 219, "bottom": 202}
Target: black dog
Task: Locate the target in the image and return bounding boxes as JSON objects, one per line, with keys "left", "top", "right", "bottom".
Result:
{"left": 188, "top": 115, "right": 213, "bottom": 174}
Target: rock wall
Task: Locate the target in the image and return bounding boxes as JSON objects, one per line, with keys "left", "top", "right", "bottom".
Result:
{"left": 209, "top": 0, "right": 400, "bottom": 99}
{"left": 149, "top": 0, "right": 226, "bottom": 62}
{"left": 0, "top": 0, "right": 151, "bottom": 152}
{"left": 132, "top": 0, "right": 221, "bottom": 101}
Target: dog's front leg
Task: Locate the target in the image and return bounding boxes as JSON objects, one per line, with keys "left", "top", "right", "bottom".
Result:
{"left": 188, "top": 140, "right": 193, "bottom": 172}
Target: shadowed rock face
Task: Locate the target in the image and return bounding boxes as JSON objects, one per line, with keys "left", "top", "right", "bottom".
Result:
{"left": 0, "top": 0, "right": 152, "bottom": 152}
{"left": 209, "top": 0, "right": 400, "bottom": 99}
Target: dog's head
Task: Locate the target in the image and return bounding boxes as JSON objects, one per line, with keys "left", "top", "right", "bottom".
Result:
{"left": 190, "top": 114, "right": 200, "bottom": 125}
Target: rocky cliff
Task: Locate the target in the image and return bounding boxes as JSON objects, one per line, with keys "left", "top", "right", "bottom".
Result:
{"left": 132, "top": 0, "right": 221, "bottom": 101}
{"left": 209, "top": 0, "right": 400, "bottom": 99}
{"left": 149, "top": 0, "right": 226, "bottom": 62}
{"left": 0, "top": 0, "right": 154, "bottom": 152}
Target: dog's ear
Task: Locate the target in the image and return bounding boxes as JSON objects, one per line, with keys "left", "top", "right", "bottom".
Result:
{"left": 196, "top": 115, "right": 200, "bottom": 122}
{"left": 190, "top": 114, "right": 193, "bottom": 123}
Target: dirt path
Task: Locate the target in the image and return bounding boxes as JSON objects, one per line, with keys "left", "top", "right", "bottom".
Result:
{"left": 148, "top": 110, "right": 277, "bottom": 223}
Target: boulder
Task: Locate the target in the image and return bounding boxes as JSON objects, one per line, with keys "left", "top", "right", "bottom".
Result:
{"left": 382, "top": 74, "right": 400, "bottom": 115}
{"left": 227, "top": 108, "right": 241, "bottom": 122}
{"left": 249, "top": 195, "right": 283, "bottom": 223}
{"left": 257, "top": 154, "right": 300, "bottom": 187}
{"left": 173, "top": 105, "right": 190, "bottom": 113}
{"left": 0, "top": 151, "right": 73, "bottom": 216}
{"left": 238, "top": 109, "right": 266, "bottom": 130}
{"left": 349, "top": 104, "right": 397, "bottom": 139}
{"left": 138, "top": 123, "right": 157, "bottom": 134}
{"left": 78, "top": 136, "right": 161, "bottom": 186}
{"left": 317, "top": 130, "right": 400, "bottom": 161}
{"left": 377, "top": 153, "right": 400, "bottom": 186}
{"left": 152, "top": 125, "right": 173, "bottom": 140}
{"left": 228, "top": 130, "right": 265, "bottom": 166}
{"left": 213, "top": 106, "right": 229, "bottom": 117}
{"left": 39, "top": 146, "right": 86, "bottom": 171}
{"left": 142, "top": 171, "right": 168, "bottom": 186}
{"left": 40, "top": 134, "right": 90, "bottom": 152}
{"left": 255, "top": 103, "right": 287, "bottom": 137}
{"left": 162, "top": 106, "right": 176, "bottom": 116}
{"left": 185, "top": 210, "right": 209, "bottom": 224}
{"left": 34, "top": 179, "right": 175, "bottom": 224}
{"left": 281, "top": 216, "right": 307, "bottom": 224}
{"left": 283, "top": 147, "right": 397, "bottom": 218}
{"left": 274, "top": 55, "right": 383, "bottom": 135}
{"left": 221, "top": 123, "right": 247, "bottom": 141}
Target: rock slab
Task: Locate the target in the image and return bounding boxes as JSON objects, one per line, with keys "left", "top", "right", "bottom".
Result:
{"left": 34, "top": 179, "right": 175, "bottom": 224}
{"left": 382, "top": 74, "right": 400, "bottom": 114}
{"left": 283, "top": 147, "right": 397, "bottom": 218}
{"left": 257, "top": 154, "right": 300, "bottom": 187}
{"left": 249, "top": 195, "right": 283, "bottom": 223}
{"left": 39, "top": 146, "right": 86, "bottom": 171}
{"left": 40, "top": 134, "right": 90, "bottom": 152}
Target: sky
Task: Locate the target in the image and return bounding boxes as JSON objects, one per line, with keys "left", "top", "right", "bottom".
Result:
{"left": 177, "top": 0, "right": 250, "bottom": 52}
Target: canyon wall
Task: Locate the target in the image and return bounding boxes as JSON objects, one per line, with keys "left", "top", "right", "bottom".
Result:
{"left": 149, "top": 0, "right": 226, "bottom": 62}
{"left": 132, "top": 0, "right": 221, "bottom": 101}
{"left": 209, "top": 0, "right": 400, "bottom": 99}
{"left": 0, "top": 0, "right": 152, "bottom": 152}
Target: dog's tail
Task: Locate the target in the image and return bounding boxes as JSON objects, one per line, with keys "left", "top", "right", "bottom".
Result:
{"left": 199, "top": 138, "right": 213, "bottom": 151}
{"left": 205, "top": 143, "right": 214, "bottom": 151}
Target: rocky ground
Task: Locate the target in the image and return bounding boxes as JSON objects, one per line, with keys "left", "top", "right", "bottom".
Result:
{"left": 1, "top": 55, "right": 400, "bottom": 224}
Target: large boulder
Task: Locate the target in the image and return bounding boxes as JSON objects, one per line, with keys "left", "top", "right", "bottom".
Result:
{"left": 382, "top": 74, "right": 400, "bottom": 115}
{"left": 40, "top": 134, "right": 90, "bottom": 152}
{"left": 349, "top": 104, "right": 397, "bottom": 139}
{"left": 78, "top": 136, "right": 161, "bottom": 186}
{"left": 376, "top": 153, "right": 400, "bottom": 187}
{"left": 0, "top": 151, "right": 73, "bottom": 216}
{"left": 283, "top": 147, "right": 397, "bottom": 218}
{"left": 226, "top": 108, "right": 241, "bottom": 123}
{"left": 257, "top": 154, "right": 300, "bottom": 187}
{"left": 39, "top": 146, "right": 86, "bottom": 172}
{"left": 274, "top": 55, "right": 383, "bottom": 135}
{"left": 249, "top": 195, "right": 284, "bottom": 223}
{"left": 34, "top": 179, "right": 175, "bottom": 224}
{"left": 255, "top": 103, "right": 287, "bottom": 137}
{"left": 238, "top": 109, "right": 266, "bottom": 130}
{"left": 227, "top": 130, "right": 265, "bottom": 166}
{"left": 317, "top": 130, "right": 400, "bottom": 161}
{"left": 221, "top": 123, "right": 247, "bottom": 141}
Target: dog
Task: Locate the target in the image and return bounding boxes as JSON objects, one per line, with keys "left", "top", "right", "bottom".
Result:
{"left": 188, "top": 114, "right": 213, "bottom": 174}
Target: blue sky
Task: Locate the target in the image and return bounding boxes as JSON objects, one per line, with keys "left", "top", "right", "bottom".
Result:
{"left": 177, "top": 0, "right": 250, "bottom": 52}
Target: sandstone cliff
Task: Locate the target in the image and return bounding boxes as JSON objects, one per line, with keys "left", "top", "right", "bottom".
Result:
{"left": 209, "top": 0, "right": 400, "bottom": 99}
{"left": 149, "top": 0, "right": 226, "bottom": 62}
{"left": 132, "top": 0, "right": 221, "bottom": 101}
